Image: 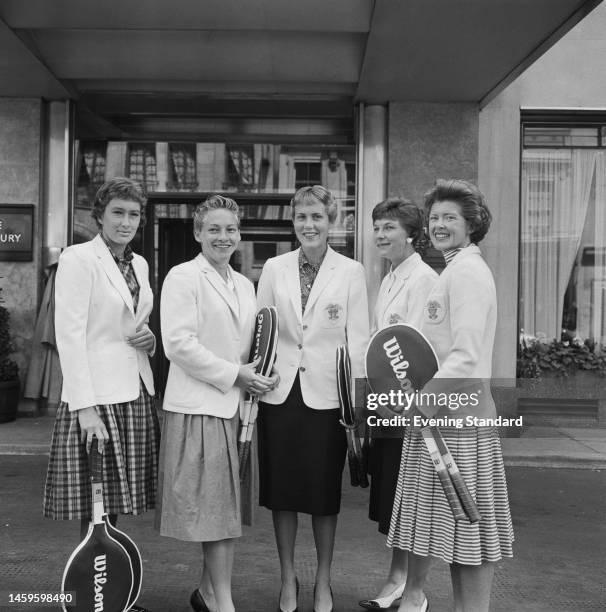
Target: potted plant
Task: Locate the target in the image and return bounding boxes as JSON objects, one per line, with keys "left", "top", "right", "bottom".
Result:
{"left": 517, "top": 330, "right": 606, "bottom": 403}
{"left": 0, "top": 304, "right": 20, "bottom": 423}
{"left": 517, "top": 331, "right": 606, "bottom": 379}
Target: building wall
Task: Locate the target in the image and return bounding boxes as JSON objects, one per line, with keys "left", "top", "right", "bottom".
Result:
{"left": 388, "top": 102, "right": 479, "bottom": 204}
{"left": 478, "top": 1, "right": 606, "bottom": 383}
{"left": 0, "top": 98, "right": 42, "bottom": 384}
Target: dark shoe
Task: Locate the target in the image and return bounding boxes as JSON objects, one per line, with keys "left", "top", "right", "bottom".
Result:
{"left": 278, "top": 576, "right": 299, "bottom": 612}
{"left": 129, "top": 606, "right": 150, "bottom": 612}
{"left": 313, "top": 584, "right": 333, "bottom": 612}
{"left": 358, "top": 580, "right": 406, "bottom": 609}
{"left": 190, "top": 589, "right": 210, "bottom": 612}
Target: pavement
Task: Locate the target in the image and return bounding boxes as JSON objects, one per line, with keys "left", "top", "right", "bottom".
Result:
{"left": 2, "top": 414, "right": 606, "bottom": 469}
{"left": 1, "top": 413, "right": 606, "bottom": 611}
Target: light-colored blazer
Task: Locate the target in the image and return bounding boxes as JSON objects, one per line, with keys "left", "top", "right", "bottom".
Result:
{"left": 55, "top": 234, "right": 155, "bottom": 411}
{"left": 160, "top": 253, "right": 256, "bottom": 418}
{"left": 420, "top": 245, "right": 497, "bottom": 419}
{"left": 373, "top": 252, "right": 438, "bottom": 332}
{"left": 257, "top": 246, "right": 369, "bottom": 410}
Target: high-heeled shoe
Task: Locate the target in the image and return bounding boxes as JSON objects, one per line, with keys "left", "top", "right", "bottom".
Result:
{"left": 277, "top": 576, "right": 299, "bottom": 612}
{"left": 358, "top": 580, "right": 406, "bottom": 610}
{"left": 189, "top": 589, "right": 210, "bottom": 612}
{"left": 313, "top": 584, "right": 333, "bottom": 612}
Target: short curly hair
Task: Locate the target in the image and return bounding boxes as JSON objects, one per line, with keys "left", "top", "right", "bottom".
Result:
{"left": 193, "top": 194, "right": 240, "bottom": 233}
{"left": 91, "top": 177, "right": 147, "bottom": 229}
{"left": 424, "top": 179, "right": 492, "bottom": 244}
{"left": 290, "top": 185, "right": 338, "bottom": 224}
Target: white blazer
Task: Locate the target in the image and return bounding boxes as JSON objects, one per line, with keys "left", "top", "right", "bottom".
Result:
{"left": 257, "top": 246, "right": 369, "bottom": 410}
{"left": 55, "top": 234, "right": 155, "bottom": 411}
{"left": 160, "top": 254, "right": 256, "bottom": 418}
{"left": 373, "top": 252, "right": 438, "bottom": 332}
{"left": 420, "top": 245, "right": 497, "bottom": 419}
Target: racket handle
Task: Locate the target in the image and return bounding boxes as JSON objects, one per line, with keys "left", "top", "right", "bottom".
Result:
{"left": 348, "top": 450, "right": 360, "bottom": 487}
{"left": 352, "top": 435, "right": 369, "bottom": 488}
{"left": 430, "top": 427, "right": 482, "bottom": 523}
{"left": 357, "top": 460, "right": 369, "bottom": 488}
{"left": 449, "top": 471, "right": 482, "bottom": 523}
{"left": 421, "top": 429, "right": 466, "bottom": 522}
{"left": 239, "top": 442, "right": 251, "bottom": 481}
{"left": 237, "top": 438, "right": 246, "bottom": 464}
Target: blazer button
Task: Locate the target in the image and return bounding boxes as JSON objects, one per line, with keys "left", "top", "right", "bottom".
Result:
{"left": 302, "top": 324, "right": 308, "bottom": 330}
{"left": 297, "top": 344, "right": 302, "bottom": 350}
{"left": 300, "top": 366, "right": 306, "bottom": 372}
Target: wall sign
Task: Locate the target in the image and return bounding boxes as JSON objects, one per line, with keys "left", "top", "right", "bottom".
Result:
{"left": 0, "top": 205, "right": 34, "bottom": 262}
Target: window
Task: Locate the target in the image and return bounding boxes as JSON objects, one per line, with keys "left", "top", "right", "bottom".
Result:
{"left": 520, "top": 122, "right": 606, "bottom": 346}
{"left": 168, "top": 143, "right": 197, "bottom": 191}
{"left": 128, "top": 143, "right": 157, "bottom": 191}
{"left": 294, "top": 161, "right": 322, "bottom": 189}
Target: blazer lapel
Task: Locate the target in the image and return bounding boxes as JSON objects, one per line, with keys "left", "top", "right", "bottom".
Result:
{"left": 92, "top": 235, "right": 134, "bottom": 315}
{"left": 381, "top": 253, "right": 420, "bottom": 316}
{"left": 131, "top": 255, "right": 152, "bottom": 319}
{"left": 285, "top": 249, "right": 303, "bottom": 324}
{"left": 233, "top": 272, "right": 252, "bottom": 336}
{"left": 195, "top": 254, "right": 239, "bottom": 317}
{"left": 303, "top": 246, "right": 337, "bottom": 317}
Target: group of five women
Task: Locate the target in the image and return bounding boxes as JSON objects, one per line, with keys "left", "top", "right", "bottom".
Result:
{"left": 44, "top": 176, "right": 513, "bottom": 612}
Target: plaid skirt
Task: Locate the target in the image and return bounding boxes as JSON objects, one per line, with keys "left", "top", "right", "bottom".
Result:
{"left": 387, "top": 426, "right": 514, "bottom": 565}
{"left": 43, "top": 382, "right": 160, "bottom": 520}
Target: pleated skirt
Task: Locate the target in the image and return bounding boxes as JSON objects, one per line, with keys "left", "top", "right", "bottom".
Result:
{"left": 387, "top": 426, "right": 514, "bottom": 565}
{"left": 257, "top": 376, "right": 347, "bottom": 516}
{"left": 43, "top": 383, "right": 160, "bottom": 520}
{"left": 155, "top": 410, "right": 253, "bottom": 542}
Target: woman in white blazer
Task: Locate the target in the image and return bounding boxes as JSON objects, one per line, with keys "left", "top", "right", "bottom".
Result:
{"left": 359, "top": 198, "right": 437, "bottom": 612}
{"left": 256, "top": 185, "right": 369, "bottom": 612}
{"left": 44, "top": 178, "right": 158, "bottom": 612}
{"left": 156, "top": 195, "right": 275, "bottom": 612}
{"left": 387, "top": 180, "right": 514, "bottom": 612}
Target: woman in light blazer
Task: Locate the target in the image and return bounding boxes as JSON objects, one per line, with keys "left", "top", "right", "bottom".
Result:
{"left": 44, "top": 177, "right": 158, "bottom": 612}
{"left": 156, "top": 195, "right": 276, "bottom": 612}
{"left": 256, "top": 185, "right": 369, "bottom": 612}
{"left": 359, "top": 198, "right": 437, "bottom": 612}
{"left": 387, "top": 180, "right": 514, "bottom": 612}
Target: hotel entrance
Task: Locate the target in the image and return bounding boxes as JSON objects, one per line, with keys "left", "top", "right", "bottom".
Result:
{"left": 73, "top": 138, "right": 357, "bottom": 392}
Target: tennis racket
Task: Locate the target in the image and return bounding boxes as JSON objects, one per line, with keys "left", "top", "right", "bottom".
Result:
{"left": 430, "top": 426, "right": 481, "bottom": 523}
{"left": 365, "top": 324, "right": 474, "bottom": 522}
{"left": 238, "top": 305, "right": 278, "bottom": 480}
{"left": 61, "top": 438, "right": 134, "bottom": 612}
{"left": 337, "top": 344, "right": 368, "bottom": 488}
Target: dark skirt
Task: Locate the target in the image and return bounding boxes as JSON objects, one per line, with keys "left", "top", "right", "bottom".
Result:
{"left": 368, "top": 436, "right": 404, "bottom": 535}
{"left": 257, "top": 376, "right": 347, "bottom": 515}
{"left": 43, "top": 381, "right": 160, "bottom": 520}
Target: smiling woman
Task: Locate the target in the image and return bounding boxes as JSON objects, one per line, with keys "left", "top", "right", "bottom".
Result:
{"left": 156, "top": 193, "right": 276, "bottom": 612}
{"left": 193, "top": 195, "right": 241, "bottom": 279}
{"left": 256, "top": 185, "right": 369, "bottom": 612}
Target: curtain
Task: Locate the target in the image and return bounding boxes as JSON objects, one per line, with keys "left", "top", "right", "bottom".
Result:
{"left": 520, "top": 148, "right": 596, "bottom": 339}
{"left": 593, "top": 152, "right": 606, "bottom": 342}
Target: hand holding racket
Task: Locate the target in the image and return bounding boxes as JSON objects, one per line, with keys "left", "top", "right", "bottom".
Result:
{"left": 61, "top": 438, "right": 135, "bottom": 612}
{"left": 365, "top": 324, "right": 481, "bottom": 523}
{"left": 238, "top": 306, "right": 278, "bottom": 481}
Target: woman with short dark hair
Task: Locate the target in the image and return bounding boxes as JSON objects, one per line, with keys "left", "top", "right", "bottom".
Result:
{"left": 387, "top": 179, "right": 514, "bottom": 612}
{"left": 44, "top": 176, "right": 158, "bottom": 612}
{"left": 359, "top": 197, "right": 437, "bottom": 611}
